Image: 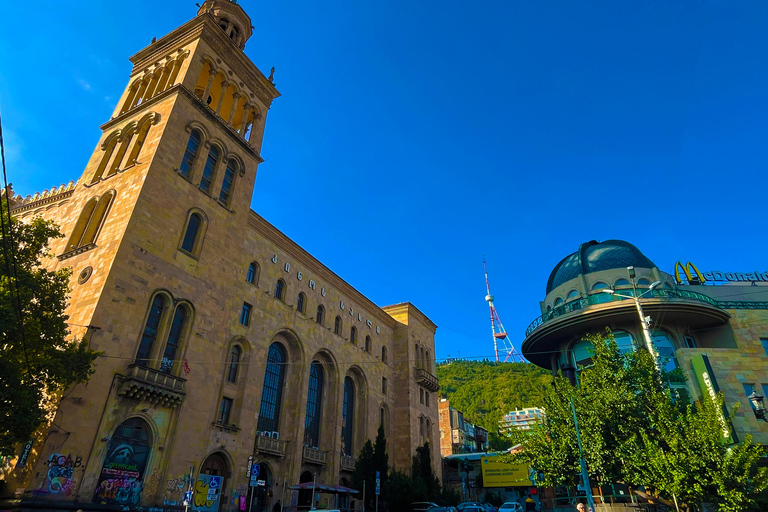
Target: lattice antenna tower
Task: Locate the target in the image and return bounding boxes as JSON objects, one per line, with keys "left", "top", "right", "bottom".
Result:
{"left": 484, "top": 258, "right": 523, "bottom": 363}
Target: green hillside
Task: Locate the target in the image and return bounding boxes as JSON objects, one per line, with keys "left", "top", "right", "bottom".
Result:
{"left": 436, "top": 360, "right": 552, "bottom": 433}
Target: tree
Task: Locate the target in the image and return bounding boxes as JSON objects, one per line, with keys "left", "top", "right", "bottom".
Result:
{"left": 352, "top": 424, "right": 390, "bottom": 511}
{"left": 0, "top": 206, "right": 98, "bottom": 456}
{"left": 412, "top": 442, "right": 441, "bottom": 502}
{"left": 505, "top": 329, "right": 768, "bottom": 511}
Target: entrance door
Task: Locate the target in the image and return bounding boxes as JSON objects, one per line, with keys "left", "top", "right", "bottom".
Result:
{"left": 194, "top": 453, "right": 228, "bottom": 512}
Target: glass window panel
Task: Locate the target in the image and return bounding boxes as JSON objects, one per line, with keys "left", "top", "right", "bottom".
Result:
{"left": 246, "top": 263, "right": 256, "bottom": 283}
{"left": 744, "top": 384, "right": 756, "bottom": 410}
{"left": 181, "top": 214, "right": 201, "bottom": 253}
{"left": 218, "top": 161, "right": 236, "bottom": 205}
{"left": 613, "top": 330, "right": 636, "bottom": 355}
{"left": 297, "top": 293, "right": 305, "bottom": 313}
{"left": 303, "top": 362, "right": 324, "bottom": 447}
{"left": 161, "top": 306, "right": 187, "bottom": 373}
{"left": 591, "top": 282, "right": 608, "bottom": 290}
{"left": 566, "top": 290, "right": 580, "bottom": 300}
{"left": 179, "top": 130, "right": 201, "bottom": 178}
{"left": 199, "top": 146, "right": 220, "bottom": 193}
{"left": 651, "top": 332, "right": 679, "bottom": 373}
{"left": 572, "top": 340, "right": 594, "bottom": 368}
{"left": 219, "top": 397, "right": 233, "bottom": 424}
{"left": 615, "top": 278, "right": 631, "bottom": 287}
{"left": 227, "top": 346, "right": 241, "bottom": 383}
{"left": 341, "top": 377, "right": 355, "bottom": 456}
{"left": 257, "top": 343, "right": 286, "bottom": 432}
{"left": 136, "top": 296, "right": 165, "bottom": 366}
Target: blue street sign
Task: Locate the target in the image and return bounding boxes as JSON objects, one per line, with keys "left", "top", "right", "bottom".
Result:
{"left": 375, "top": 471, "right": 380, "bottom": 495}
{"left": 250, "top": 464, "right": 261, "bottom": 487}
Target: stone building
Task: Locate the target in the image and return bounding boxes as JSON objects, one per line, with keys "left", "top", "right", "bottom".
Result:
{"left": 521, "top": 239, "right": 768, "bottom": 446}
{"left": 2, "top": 1, "right": 440, "bottom": 511}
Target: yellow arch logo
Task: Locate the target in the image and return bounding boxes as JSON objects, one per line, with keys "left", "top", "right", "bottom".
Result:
{"left": 674, "top": 261, "right": 706, "bottom": 285}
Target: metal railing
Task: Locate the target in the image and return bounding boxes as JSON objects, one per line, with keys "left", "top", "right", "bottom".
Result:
{"left": 414, "top": 368, "right": 440, "bottom": 391}
{"left": 524, "top": 288, "right": 726, "bottom": 338}
{"left": 302, "top": 446, "right": 328, "bottom": 465}
{"left": 340, "top": 454, "right": 356, "bottom": 471}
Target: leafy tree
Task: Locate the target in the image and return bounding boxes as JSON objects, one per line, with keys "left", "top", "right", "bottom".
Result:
{"left": 352, "top": 424, "right": 390, "bottom": 511}
{"left": 505, "top": 330, "right": 768, "bottom": 511}
{"left": 0, "top": 205, "right": 98, "bottom": 456}
{"left": 412, "top": 442, "right": 441, "bottom": 501}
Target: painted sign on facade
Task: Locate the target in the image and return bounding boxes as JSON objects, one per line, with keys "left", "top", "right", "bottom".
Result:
{"left": 193, "top": 474, "right": 223, "bottom": 512}
{"left": 691, "top": 353, "right": 736, "bottom": 444}
{"left": 42, "top": 453, "right": 81, "bottom": 496}
{"left": 480, "top": 457, "right": 531, "bottom": 487}
{"left": 92, "top": 439, "right": 150, "bottom": 505}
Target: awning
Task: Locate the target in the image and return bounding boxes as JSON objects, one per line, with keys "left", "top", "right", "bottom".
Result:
{"left": 288, "top": 482, "right": 359, "bottom": 494}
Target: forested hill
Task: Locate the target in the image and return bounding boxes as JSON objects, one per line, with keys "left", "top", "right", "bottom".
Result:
{"left": 436, "top": 360, "right": 552, "bottom": 433}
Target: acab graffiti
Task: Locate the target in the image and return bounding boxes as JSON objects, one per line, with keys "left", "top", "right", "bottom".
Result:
{"left": 42, "top": 453, "right": 82, "bottom": 496}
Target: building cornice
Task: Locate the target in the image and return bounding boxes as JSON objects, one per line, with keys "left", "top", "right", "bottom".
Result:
{"left": 381, "top": 303, "right": 438, "bottom": 332}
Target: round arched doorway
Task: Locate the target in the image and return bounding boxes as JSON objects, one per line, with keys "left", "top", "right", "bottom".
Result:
{"left": 195, "top": 452, "right": 229, "bottom": 512}
{"left": 253, "top": 463, "right": 272, "bottom": 512}
{"left": 93, "top": 417, "right": 152, "bottom": 506}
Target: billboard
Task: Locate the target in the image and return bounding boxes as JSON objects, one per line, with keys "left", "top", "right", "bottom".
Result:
{"left": 480, "top": 456, "right": 531, "bottom": 487}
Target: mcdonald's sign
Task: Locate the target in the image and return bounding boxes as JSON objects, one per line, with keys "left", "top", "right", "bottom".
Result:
{"left": 674, "top": 261, "right": 768, "bottom": 285}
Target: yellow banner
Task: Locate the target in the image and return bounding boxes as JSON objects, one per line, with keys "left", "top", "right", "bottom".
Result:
{"left": 480, "top": 457, "right": 531, "bottom": 487}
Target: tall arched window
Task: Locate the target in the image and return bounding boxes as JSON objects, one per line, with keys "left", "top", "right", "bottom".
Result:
{"left": 651, "top": 331, "right": 680, "bottom": 373}
{"left": 67, "top": 191, "right": 115, "bottom": 252}
{"left": 219, "top": 159, "right": 237, "bottom": 207}
{"left": 227, "top": 345, "right": 241, "bottom": 383}
{"left": 91, "top": 134, "right": 119, "bottom": 184}
{"left": 126, "top": 117, "right": 154, "bottom": 166}
{"left": 181, "top": 212, "right": 203, "bottom": 254}
{"left": 135, "top": 295, "right": 167, "bottom": 367}
{"left": 566, "top": 289, "right": 580, "bottom": 301}
{"left": 381, "top": 346, "right": 387, "bottom": 363}
{"left": 199, "top": 146, "right": 221, "bottom": 193}
{"left": 415, "top": 343, "right": 420, "bottom": 368}
{"left": 341, "top": 377, "right": 355, "bottom": 456}
{"left": 179, "top": 129, "right": 202, "bottom": 178}
{"left": 365, "top": 336, "right": 371, "bottom": 353}
{"left": 160, "top": 305, "right": 188, "bottom": 373}
{"left": 94, "top": 418, "right": 151, "bottom": 505}
{"left": 246, "top": 262, "right": 259, "bottom": 284}
{"left": 334, "top": 316, "right": 342, "bottom": 335}
{"left": 350, "top": 326, "right": 357, "bottom": 345}
{"left": 257, "top": 343, "right": 287, "bottom": 432}
{"left": 297, "top": 293, "right": 306, "bottom": 314}
{"left": 303, "top": 362, "right": 324, "bottom": 447}
{"left": 572, "top": 339, "right": 595, "bottom": 370}
{"left": 274, "top": 279, "right": 285, "bottom": 301}
{"left": 316, "top": 305, "right": 324, "bottom": 325}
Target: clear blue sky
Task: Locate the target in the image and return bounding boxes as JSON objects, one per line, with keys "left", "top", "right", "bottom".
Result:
{"left": 1, "top": 0, "right": 767, "bottom": 362}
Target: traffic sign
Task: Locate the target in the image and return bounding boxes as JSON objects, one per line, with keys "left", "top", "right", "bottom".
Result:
{"left": 375, "top": 471, "right": 380, "bottom": 495}
{"left": 250, "top": 464, "right": 261, "bottom": 487}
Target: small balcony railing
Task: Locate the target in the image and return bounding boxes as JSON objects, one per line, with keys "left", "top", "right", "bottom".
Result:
{"left": 340, "top": 454, "right": 356, "bottom": 472}
{"left": 524, "top": 288, "right": 725, "bottom": 338}
{"left": 302, "top": 446, "right": 328, "bottom": 466}
{"left": 414, "top": 368, "right": 440, "bottom": 392}
{"left": 255, "top": 434, "right": 287, "bottom": 457}
{"left": 117, "top": 364, "right": 186, "bottom": 407}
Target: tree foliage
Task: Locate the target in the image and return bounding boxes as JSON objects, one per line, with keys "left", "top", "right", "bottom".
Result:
{"left": 352, "top": 425, "right": 390, "bottom": 511}
{"left": 0, "top": 208, "right": 98, "bottom": 456}
{"left": 504, "top": 330, "right": 768, "bottom": 511}
{"left": 436, "top": 360, "right": 552, "bottom": 431}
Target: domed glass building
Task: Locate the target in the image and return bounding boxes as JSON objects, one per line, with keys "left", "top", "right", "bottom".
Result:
{"left": 521, "top": 240, "right": 768, "bottom": 446}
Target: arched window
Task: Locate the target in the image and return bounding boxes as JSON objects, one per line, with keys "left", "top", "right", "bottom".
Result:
{"left": 651, "top": 331, "right": 680, "bottom": 373}
{"left": 615, "top": 278, "right": 631, "bottom": 288}
{"left": 135, "top": 295, "right": 166, "bottom": 367}
{"left": 571, "top": 339, "right": 595, "bottom": 370}
{"left": 106, "top": 128, "right": 135, "bottom": 177}
{"left": 91, "top": 134, "right": 119, "bottom": 184}
{"left": 180, "top": 211, "right": 206, "bottom": 256}
{"left": 637, "top": 278, "right": 651, "bottom": 287}
{"left": 381, "top": 346, "right": 387, "bottom": 363}
{"left": 613, "top": 330, "right": 636, "bottom": 355}
{"left": 94, "top": 418, "right": 151, "bottom": 505}
{"left": 566, "top": 289, "right": 580, "bottom": 301}
{"left": 591, "top": 282, "right": 608, "bottom": 290}
{"left": 297, "top": 293, "right": 306, "bottom": 314}
{"left": 257, "top": 343, "right": 287, "bottom": 433}
{"left": 227, "top": 345, "right": 241, "bottom": 383}
{"left": 303, "top": 362, "right": 324, "bottom": 447}
{"left": 350, "top": 326, "right": 357, "bottom": 345}
{"left": 415, "top": 343, "right": 420, "bottom": 368}
{"left": 246, "top": 262, "right": 259, "bottom": 284}
{"left": 316, "top": 305, "right": 324, "bottom": 325}
{"left": 179, "top": 129, "right": 202, "bottom": 178}
{"left": 274, "top": 279, "right": 285, "bottom": 301}
{"left": 66, "top": 191, "right": 115, "bottom": 252}
{"left": 199, "top": 146, "right": 221, "bottom": 193}
{"left": 126, "top": 118, "right": 154, "bottom": 166}
{"left": 334, "top": 316, "right": 342, "bottom": 335}
{"left": 219, "top": 159, "right": 237, "bottom": 207}
{"left": 425, "top": 349, "right": 431, "bottom": 371}
{"left": 160, "top": 305, "right": 188, "bottom": 374}
{"left": 365, "top": 335, "right": 371, "bottom": 353}
{"left": 341, "top": 377, "right": 355, "bottom": 456}
{"left": 554, "top": 297, "right": 564, "bottom": 307}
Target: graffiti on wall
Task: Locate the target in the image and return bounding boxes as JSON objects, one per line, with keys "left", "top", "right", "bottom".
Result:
{"left": 42, "top": 453, "right": 82, "bottom": 496}
{"left": 92, "top": 440, "right": 149, "bottom": 506}
{"left": 192, "top": 474, "right": 222, "bottom": 512}
{"left": 162, "top": 474, "right": 193, "bottom": 506}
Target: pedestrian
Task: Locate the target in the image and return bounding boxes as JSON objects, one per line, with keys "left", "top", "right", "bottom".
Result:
{"left": 576, "top": 503, "right": 585, "bottom": 512}
{"left": 525, "top": 496, "right": 535, "bottom": 512}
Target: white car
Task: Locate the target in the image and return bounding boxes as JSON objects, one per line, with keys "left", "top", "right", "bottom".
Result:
{"left": 498, "top": 503, "right": 524, "bottom": 512}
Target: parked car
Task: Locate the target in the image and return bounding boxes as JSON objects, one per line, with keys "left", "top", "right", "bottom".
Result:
{"left": 483, "top": 503, "right": 498, "bottom": 512}
{"left": 457, "top": 502, "right": 484, "bottom": 511}
{"left": 458, "top": 506, "right": 485, "bottom": 512}
{"left": 412, "top": 502, "right": 440, "bottom": 512}
{"left": 498, "top": 502, "right": 524, "bottom": 512}
{"left": 427, "top": 507, "right": 459, "bottom": 512}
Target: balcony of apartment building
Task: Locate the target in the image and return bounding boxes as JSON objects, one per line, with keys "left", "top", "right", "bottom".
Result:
{"left": 414, "top": 367, "right": 440, "bottom": 392}
{"left": 254, "top": 432, "right": 287, "bottom": 457}
{"left": 302, "top": 446, "right": 328, "bottom": 466}
{"left": 340, "top": 453, "right": 357, "bottom": 472}
{"left": 522, "top": 288, "right": 730, "bottom": 368}
{"left": 117, "top": 364, "right": 187, "bottom": 407}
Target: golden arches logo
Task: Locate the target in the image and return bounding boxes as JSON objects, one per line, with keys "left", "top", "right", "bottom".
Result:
{"left": 674, "top": 261, "right": 706, "bottom": 285}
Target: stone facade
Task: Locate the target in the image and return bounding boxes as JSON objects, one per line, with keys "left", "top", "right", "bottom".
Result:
{"left": 3, "top": 2, "right": 440, "bottom": 511}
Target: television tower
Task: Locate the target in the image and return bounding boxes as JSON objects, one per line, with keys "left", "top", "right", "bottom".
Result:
{"left": 484, "top": 258, "right": 524, "bottom": 363}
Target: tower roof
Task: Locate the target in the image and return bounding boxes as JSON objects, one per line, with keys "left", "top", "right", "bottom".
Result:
{"left": 545, "top": 240, "right": 656, "bottom": 294}
{"left": 197, "top": 0, "right": 253, "bottom": 49}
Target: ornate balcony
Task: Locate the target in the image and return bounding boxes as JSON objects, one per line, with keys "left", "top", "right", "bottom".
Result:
{"left": 255, "top": 434, "right": 287, "bottom": 457}
{"left": 340, "top": 454, "right": 356, "bottom": 472}
{"left": 302, "top": 446, "right": 328, "bottom": 466}
{"left": 414, "top": 368, "right": 440, "bottom": 392}
{"left": 117, "top": 364, "right": 186, "bottom": 407}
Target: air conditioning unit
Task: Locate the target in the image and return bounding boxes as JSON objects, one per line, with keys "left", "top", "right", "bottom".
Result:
{"left": 272, "top": 431, "right": 280, "bottom": 439}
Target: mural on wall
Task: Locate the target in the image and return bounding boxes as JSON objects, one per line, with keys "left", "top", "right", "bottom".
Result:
{"left": 163, "top": 474, "right": 193, "bottom": 506}
{"left": 38, "top": 453, "right": 81, "bottom": 496}
{"left": 92, "top": 418, "right": 151, "bottom": 506}
{"left": 193, "top": 474, "right": 222, "bottom": 512}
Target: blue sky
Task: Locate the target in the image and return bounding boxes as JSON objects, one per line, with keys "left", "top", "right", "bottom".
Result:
{"left": 1, "top": 0, "right": 767, "bottom": 362}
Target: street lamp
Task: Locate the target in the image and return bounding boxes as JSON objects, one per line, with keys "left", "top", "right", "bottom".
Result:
{"left": 748, "top": 391, "right": 768, "bottom": 422}
{"left": 601, "top": 266, "right": 662, "bottom": 372}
